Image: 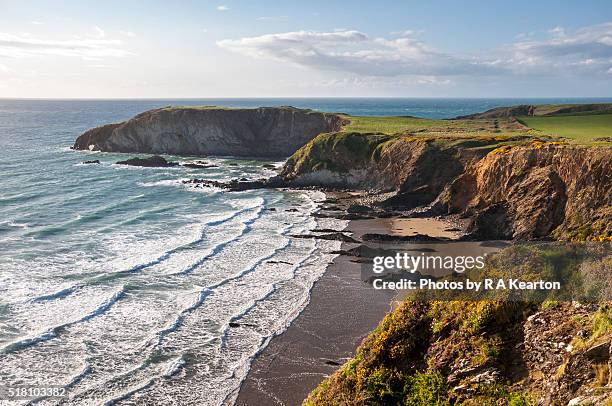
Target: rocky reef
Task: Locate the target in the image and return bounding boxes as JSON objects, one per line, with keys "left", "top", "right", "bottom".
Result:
{"left": 73, "top": 106, "right": 344, "bottom": 158}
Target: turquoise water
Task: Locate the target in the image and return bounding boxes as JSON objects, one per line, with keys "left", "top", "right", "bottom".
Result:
{"left": 0, "top": 98, "right": 609, "bottom": 405}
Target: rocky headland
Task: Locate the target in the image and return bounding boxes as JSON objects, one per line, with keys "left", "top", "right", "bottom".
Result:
{"left": 73, "top": 106, "right": 345, "bottom": 157}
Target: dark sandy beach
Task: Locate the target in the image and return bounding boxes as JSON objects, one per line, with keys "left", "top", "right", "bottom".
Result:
{"left": 235, "top": 214, "right": 506, "bottom": 405}
{"left": 234, "top": 219, "right": 396, "bottom": 406}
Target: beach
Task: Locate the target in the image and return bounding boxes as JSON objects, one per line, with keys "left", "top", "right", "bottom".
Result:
{"left": 235, "top": 212, "right": 506, "bottom": 405}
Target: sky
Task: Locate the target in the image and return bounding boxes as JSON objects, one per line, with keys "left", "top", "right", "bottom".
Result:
{"left": 0, "top": 0, "right": 611, "bottom": 98}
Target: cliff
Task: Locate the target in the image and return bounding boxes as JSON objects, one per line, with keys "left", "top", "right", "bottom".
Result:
{"left": 434, "top": 144, "right": 612, "bottom": 241}
{"left": 282, "top": 134, "right": 612, "bottom": 241}
{"left": 73, "top": 106, "right": 344, "bottom": 158}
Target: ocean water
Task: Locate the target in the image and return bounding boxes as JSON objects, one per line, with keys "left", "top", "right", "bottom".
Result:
{"left": 0, "top": 98, "right": 609, "bottom": 405}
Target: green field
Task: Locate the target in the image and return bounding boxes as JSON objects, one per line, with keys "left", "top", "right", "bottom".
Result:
{"left": 518, "top": 114, "right": 612, "bottom": 143}
{"left": 341, "top": 115, "right": 526, "bottom": 138}
{"left": 341, "top": 115, "right": 439, "bottom": 133}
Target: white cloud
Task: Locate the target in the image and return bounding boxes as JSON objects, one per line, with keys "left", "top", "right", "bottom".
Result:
{"left": 217, "top": 5, "right": 229, "bottom": 11}
{"left": 217, "top": 29, "right": 500, "bottom": 78}
{"left": 93, "top": 26, "right": 105, "bottom": 38}
{"left": 549, "top": 26, "right": 565, "bottom": 36}
{"left": 0, "top": 32, "right": 132, "bottom": 59}
{"left": 510, "top": 22, "right": 612, "bottom": 75}
{"left": 218, "top": 23, "right": 612, "bottom": 80}
{"left": 31, "top": 21, "right": 43, "bottom": 25}
{"left": 390, "top": 29, "right": 424, "bottom": 37}
{"left": 119, "top": 30, "right": 136, "bottom": 37}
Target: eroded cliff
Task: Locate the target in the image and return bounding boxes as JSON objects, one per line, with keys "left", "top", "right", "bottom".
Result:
{"left": 282, "top": 134, "right": 612, "bottom": 241}
{"left": 73, "top": 106, "right": 344, "bottom": 158}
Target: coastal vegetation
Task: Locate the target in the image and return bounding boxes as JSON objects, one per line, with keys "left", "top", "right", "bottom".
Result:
{"left": 304, "top": 244, "right": 612, "bottom": 405}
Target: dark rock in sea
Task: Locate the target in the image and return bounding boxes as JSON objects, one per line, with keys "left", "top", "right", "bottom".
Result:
{"left": 323, "top": 360, "right": 341, "bottom": 366}
{"left": 312, "top": 228, "right": 347, "bottom": 233}
{"left": 82, "top": 160, "right": 100, "bottom": 164}
{"left": 262, "top": 164, "right": 277, "bottom": 169}
{"left": 285, "top": 208, "right": 299, "bottom": 212}
{"left": 182, "top": 175, "right": 287, "bottom": 192}
{"left": 266, "top": 260, "right": 292, "bottom": 265}
{"left": 361, "top": 233, "right": 445, "bottom": 242}
{"left": 116, "top": 155, "right": 179, "bottom": 167}
{"left": 228, "top": 321, "right": 257, "bottom": 328}
{"left": 291, "top": 233, "right": 360, "bottom": 243}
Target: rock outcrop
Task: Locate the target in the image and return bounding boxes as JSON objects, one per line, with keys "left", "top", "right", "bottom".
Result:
{"left": 74, "top": 106, "right": 344, "bottom": 158}
{"left": 116, "top": 155, "right": 179, "bottom": 167}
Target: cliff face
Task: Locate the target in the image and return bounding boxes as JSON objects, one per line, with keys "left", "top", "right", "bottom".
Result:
{"left": 281, "top": 135, "right": 485, "bottom": 208}
{"left": 73, "top": 107, "right": 344, "bottom": 158}
{"left": 435, "top": 145, "right": 612, "bottom": 240}
{"left": 283, "top": 134, "right": 612, "bottom": 240}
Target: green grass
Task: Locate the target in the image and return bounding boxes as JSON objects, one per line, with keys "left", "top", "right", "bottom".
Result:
{"left": 341, "top": 115, "right": 440, "bottom": 134}
{"left": 341, "top": 114, "right": 530, "bottom": 138}
{"left": 518, "top": 114, "right": 612, "bottom": 143}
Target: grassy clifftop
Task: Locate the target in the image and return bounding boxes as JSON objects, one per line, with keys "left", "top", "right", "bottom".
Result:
{"left": 518, "top": 114, "right": 612, "bottom": 144}
{"left": 336, "top": 103, "right": 612, "bottom": 145}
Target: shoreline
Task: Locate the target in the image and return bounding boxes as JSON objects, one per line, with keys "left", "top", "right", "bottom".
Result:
{"left": 234, "top": 191, "right": 498, "bottom": 405}
{"left": 234, "top": 217, "right": 396, "bottom": 406}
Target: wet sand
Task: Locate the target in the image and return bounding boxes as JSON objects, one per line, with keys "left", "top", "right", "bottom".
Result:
{"left": 235, "top": 217, "right": 506, "bottom": 405}
{"left": 234, "top": 219, "right": 395, "bottom": 406}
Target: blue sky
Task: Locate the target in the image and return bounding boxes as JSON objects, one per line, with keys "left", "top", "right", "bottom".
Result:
{"left": 1, "top": 0, "right": 611, "bottom": 97}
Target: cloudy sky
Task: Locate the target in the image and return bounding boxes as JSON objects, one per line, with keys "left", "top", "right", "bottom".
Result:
{"left": 1, "top": 0, "right": 611, "bottom": 98}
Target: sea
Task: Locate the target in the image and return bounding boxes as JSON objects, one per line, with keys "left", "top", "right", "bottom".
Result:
{"left": 0, "top": 97, "right": 610, "bottom": 405}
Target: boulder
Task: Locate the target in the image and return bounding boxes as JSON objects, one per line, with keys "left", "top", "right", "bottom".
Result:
{"left": 116, "top": 155, "right": 179, "bottom": 167}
